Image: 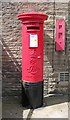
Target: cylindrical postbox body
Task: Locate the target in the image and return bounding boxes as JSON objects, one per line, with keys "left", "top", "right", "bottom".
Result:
{"left": 17, "top": 12, "right": 48, "bottom": 108}
{"left": 22, "top": 23, "right": 44, "bottom": 82}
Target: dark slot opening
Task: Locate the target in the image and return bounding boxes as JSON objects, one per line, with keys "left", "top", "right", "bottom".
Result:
{"left": 27, "top": 26, "right": 40, "bottom": 30}
{"left": 58, "top": 33, "right": 62, "bottom": 38}
{"left": 59, "top": 24, "right": 62, "bottom": 29}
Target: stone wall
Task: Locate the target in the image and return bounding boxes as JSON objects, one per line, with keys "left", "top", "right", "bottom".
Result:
{"left": 2, "top": 1, "right": 70, "bottom": 96}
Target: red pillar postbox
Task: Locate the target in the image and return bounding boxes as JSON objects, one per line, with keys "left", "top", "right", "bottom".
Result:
{"left": 17, "top": 12, "right": 48, "bottom": 108}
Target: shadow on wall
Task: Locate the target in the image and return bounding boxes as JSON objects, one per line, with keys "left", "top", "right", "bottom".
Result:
{"left": 2, "top": 39, "right": 24, "bottom": 118}
{"left": 44, "top": 32, "right": 57, "bottom": 95}
{"left": 68, "top": 1, "right": 70, "bottom": 70}
{"left": 44, "top": 21, "right": 69, "bottom": 95}
{"left": 43, "top": 33, "right": 68, "bottom": 107}
{"left": 68, "top": 1, "right": 70, "bottom": 98}
{"left": 2, "top": 38, "right": 21, "bottom": 95}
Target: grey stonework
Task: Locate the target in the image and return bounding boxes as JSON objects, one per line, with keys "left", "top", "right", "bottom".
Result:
{"left": 2, "top": 2, "right": 70, "bottom": 98}
{"left": 0, "top": 0, "right": 69, "bottom": 3}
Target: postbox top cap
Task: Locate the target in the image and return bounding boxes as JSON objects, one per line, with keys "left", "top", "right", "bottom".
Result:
{"left": 17, "top": 12, "right": 48, "bottom": 23}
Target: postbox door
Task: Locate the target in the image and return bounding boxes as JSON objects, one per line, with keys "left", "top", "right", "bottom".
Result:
{"left": 22, "top": 23, "right": 44, "bottom": 82}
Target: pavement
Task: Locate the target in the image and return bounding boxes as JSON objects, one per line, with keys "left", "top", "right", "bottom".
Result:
{"left": 2, "top": 93, "right": 69, "bottom": 119}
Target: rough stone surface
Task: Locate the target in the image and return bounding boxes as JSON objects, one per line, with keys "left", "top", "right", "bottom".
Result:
{"left": 2, "top": 2, "right": 70, "bottom": 96}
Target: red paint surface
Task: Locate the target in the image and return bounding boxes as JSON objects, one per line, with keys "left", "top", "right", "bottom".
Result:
{"left": 17, "top": 12, "right": 48, "bottom": 82}
{"left": 55, "top": 20, "right": 65, "bottom": 51}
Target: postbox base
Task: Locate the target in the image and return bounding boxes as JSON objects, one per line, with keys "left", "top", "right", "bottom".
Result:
{"left": 21, "top": 81, "right": 43, "bottom": 109}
